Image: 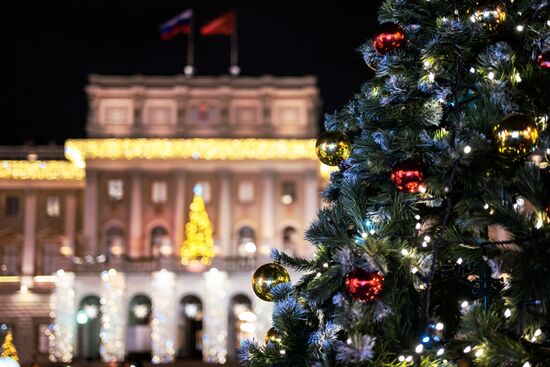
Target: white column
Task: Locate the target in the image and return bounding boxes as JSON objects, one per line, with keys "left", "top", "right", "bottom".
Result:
{"left": 260, "top": 170, "right": 276, "bottom": 254}
{"left": 151, "top": 270, "right": 177, "bottom": 364}
{"left": 100, "top": 269, "right": 126, "bottom": 362}
{"left": 22, "top": 190, "right": 37, "bottom": 276}
{"left": 83, "top": 170, "right": 98, "bottom": 255}
{"left": 218, "top": 172, "right": 232, "bottom": 256}
{"left": 64, "top": 192, "right": 77, "bottom": 256}
{"left": 173, "top": 172, "right": 186, "bottom": 256}
{"left": 303, "top": 169, "right": 319, "bottom": 258}
{"left": 203, "top": 269, "right": 228, "bottom": 364}
{"left": 129, "top": 172, "right": 143, "bottom": 257}
{"left": 49, "top": 270, "right": 76, "bottom": 363}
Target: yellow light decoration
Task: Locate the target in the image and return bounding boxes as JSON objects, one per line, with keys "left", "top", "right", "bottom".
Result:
{"left": 181, "top": 185, "right": 215, "bottom": 266}
{"left": 1, "top": 331, "right": 19, "bottom": 363}
{"left": 65, "top": 138, "right": 317, "bottom": 162}
{"left": 0, "top": 161, "right": 84, "bottom": 181}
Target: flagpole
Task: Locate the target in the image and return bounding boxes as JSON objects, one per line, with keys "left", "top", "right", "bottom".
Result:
{"left": 184, "top": 11, "right": 195, "bottom": 76}
{"left": 230, "top": 10, "right": 240, "bottom": 76}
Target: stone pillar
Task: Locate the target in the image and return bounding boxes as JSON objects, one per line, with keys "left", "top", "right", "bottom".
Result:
{"left": 22, "top": 190, "right": 37, "bottom": 276}
{"left": 260, "top": 170, "right": 276, "bottom": 253}
{"left": 64, "top": 192, "right": 77, "bottom": 256}
{"left": 303, "top": 169, "right": 319, "bottom": 258}
{"left": 173, "top": 172, "right": 186, "bottom": 256}
{"left": 151, "top": 270, "right": 177, "bottom": 363}
{"left": 129, "top": 172, "right": 143, "bottom": 257}
{"left": 218, "top": 171, "right": 232, "bottom": 256}
{"left": 203, "top": 269, "right": 228, "bottom": 364}
{"left": 83, "top": 170, "right": 98, "bottom": 255}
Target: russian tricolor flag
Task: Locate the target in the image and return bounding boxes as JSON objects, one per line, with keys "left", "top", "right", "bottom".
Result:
{"left": 160, "top": 9, "right": 193, "bottom": 40}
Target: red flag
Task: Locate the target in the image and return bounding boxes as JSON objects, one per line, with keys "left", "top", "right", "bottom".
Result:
{"left": 201, "top": 12, "right": 235, "bottom": 36}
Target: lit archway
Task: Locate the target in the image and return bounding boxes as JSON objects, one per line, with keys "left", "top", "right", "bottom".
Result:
{"left": 178, "top": 295, "right": 203, "bottom": 360}
{"left": 127, "top": 294, "right": 152, "bottom": 360}
{"left": 76, "top": 295, "right": 101, "bottom": 361}
{"left": 227, "top": 294, "right": 255, "bottom": 361}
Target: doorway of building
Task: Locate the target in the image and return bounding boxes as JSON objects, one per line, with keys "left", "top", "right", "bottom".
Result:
{"left": 76, "top": 295, "right": 101, "bottom": 361}
{"left": 126, "top": 294, "right": 152, "bottom": 361}
{"left": 227, "top": 294, "right": 256, "bottom": 361}
{"left": 178, "top": 295, "right": 203, "bottom": 360}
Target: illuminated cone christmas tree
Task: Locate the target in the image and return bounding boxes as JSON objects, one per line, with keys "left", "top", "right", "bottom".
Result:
{"left": 1, "top": 331, "right": 19, "bottom": 363}
{"left": 180, "top": 184, "right": 215, "bottom": 265}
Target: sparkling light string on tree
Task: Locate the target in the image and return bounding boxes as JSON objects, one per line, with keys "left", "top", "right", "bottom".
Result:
{"left": 181, "top": 184, "right": 215, "bottom": 266}
{"left": 49, "top": 270, "right": 76, "bottom": 363}
{"left": 240, "top": 0, "right": 550, "bottom": 365}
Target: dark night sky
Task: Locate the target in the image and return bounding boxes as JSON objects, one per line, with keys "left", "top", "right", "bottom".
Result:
{"left": 0, "top": 1, "right": 383, "bottom": 145}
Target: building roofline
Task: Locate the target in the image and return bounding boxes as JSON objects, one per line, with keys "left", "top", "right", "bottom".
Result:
{"left": 87, "top": 74, "right": 318, "bottom": 89}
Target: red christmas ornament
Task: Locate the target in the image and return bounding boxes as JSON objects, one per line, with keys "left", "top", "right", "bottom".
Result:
{"left": 373, "top": 23, "right": 406, "bottom": 55}
{"left": 390, "top": 160, "right": 425, "bottom": 193}
{"left": 536, "top": 50, "right": 550, "bottom": 69}
{"left": 546, "top": 203, "right": 550, "bottom": 220}
{"left": 345, "top": 269, "right": 384, "bottom": 302}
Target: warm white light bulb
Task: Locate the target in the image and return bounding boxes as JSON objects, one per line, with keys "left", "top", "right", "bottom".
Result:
{"left": 415, "top": 344, "right": 424, "bottom": 354}
{"left": 504, "top": 308, "right": 512, "bottom": 318}
{"left": 456, "top": 258, "right": 463, "bottom": 265}
{"left": 516, "top": 25, "right": 524, "bottom": 32}
{"left": 435, "top": 322, "right": 444, "bottom": 331}
{"left": 475, "top": 348, "right": 484, "bottom": 358}
{"left": 464, "top": 145, "right": 472, "bottom": 154}
{"left": 463, "top": 345, "right": 472, "bottom": 353}
{"left": 461, "top": 300, "right": 469, "bottom": 308}
{"left": 401, "top": 248, "right": 410, "bottom": 256}
{"left": 488, "top": 71, "right": 495, "bottom": 80}
{"left": 437, "top": 348, "right": 445, "bottom": 356}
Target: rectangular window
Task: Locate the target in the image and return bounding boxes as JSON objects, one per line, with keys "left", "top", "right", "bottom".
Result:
{"left": 151, "top": 181, "right": 168, "bottom": 204}
{"left": 46, "top": 196, "right": 60, "bottom": 217}
{"left": 238, "top": 181, "right": 254, "bottom": 203}
{"left": 281, "top": 181, "right": 296, "bottom": 205}
{"left": 108, "top": 179, "right": 124, "bottom": 201}
{"left": 197, "top": 181, "right": 212, "bottom": 203}
{"left": 5, "top": 197, "right": 19, "bottom": 217}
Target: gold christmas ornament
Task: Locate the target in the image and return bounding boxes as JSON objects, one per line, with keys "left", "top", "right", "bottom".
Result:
{"left": 265, "top": 327, "right": 282, "bottom": 345}
{"left": 315, "top": 131, "right": 351, "bottom": 166}
{"left": 252, "top": 263, "right": 291, "bottom": 302}
{"left": 467, "top": 1, "right": 507, "bottom": 31}
{"left": 493, "top": 113, "right": 539, "bottom": 159}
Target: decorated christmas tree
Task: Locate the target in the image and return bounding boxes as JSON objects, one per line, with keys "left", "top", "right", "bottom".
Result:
{"left": 180, "top": 184, "right": 215, "bottom": 265}
{"left": 1, "top": 331, "right": 19, "bottom": 363}
{"left": 242, "top": 0, "right": 550, "bottom": 366}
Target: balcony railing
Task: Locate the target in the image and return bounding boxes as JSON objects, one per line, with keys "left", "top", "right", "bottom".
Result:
{"left": 0, "top": 254, "right": 262, "bottom": 277}
{"left": 50, "top": 254, "right": 260, "bottom": 274}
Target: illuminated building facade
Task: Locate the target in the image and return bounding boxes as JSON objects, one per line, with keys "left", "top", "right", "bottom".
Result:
{"left": 0, "top": 75, "right": 322, "bottom": 365}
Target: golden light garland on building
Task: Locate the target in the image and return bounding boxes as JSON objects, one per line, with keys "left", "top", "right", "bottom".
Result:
{"left": 0, "top": 161, "right": 84, "bottom": 181}
{"left": 64, "top": 138, "right": 317, "bottom": 164}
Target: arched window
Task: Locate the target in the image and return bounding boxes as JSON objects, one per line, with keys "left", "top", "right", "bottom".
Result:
{"left": 237, "top": 226, "right": 256, "bottom": 257}
{"left": 76, "top": 295, "right": 101, "bottom": 360}
{"left": 179, "top": 295, "right": 203, "bottom": 359}
{"left": 150, "top": 226, "right": 169, "bottom": 257}
{"left": 127, "top": 294, "right": 152, "bottom": 356}
{"left": 106, "top": 226, "right": 124, "bottom": 256}
{"left": 228, "top": 294, "right": 255, "bottom": 361}
{"left": 282, "top": 226, "right": 298, "bottom": 255}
